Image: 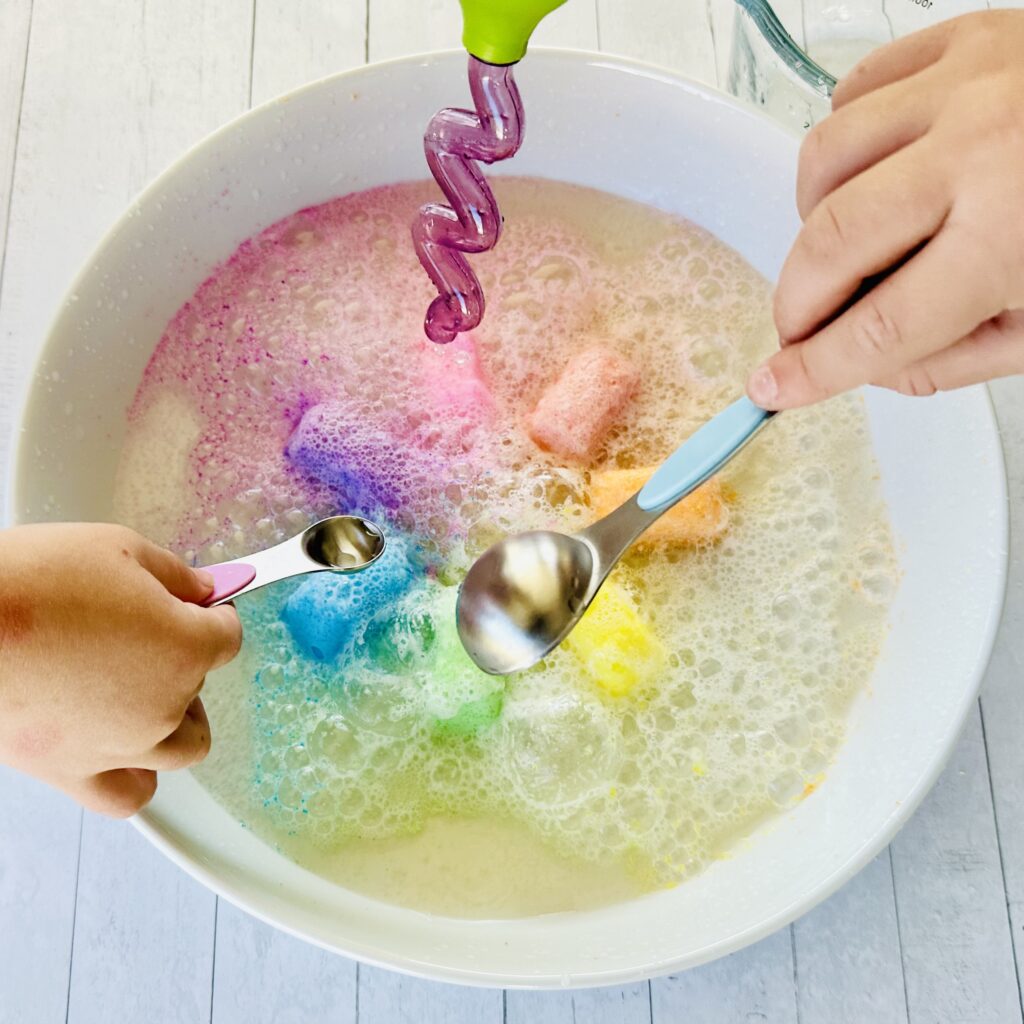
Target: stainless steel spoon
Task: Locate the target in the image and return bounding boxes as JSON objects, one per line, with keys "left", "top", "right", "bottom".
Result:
{"left": 456, "top": 397, "right": 774, "bottom": 674}
{"left": 200, "top": 514, "right": 386, "bottom": 606}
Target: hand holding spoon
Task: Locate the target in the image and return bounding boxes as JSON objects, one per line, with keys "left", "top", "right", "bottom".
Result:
{"left": 456, "top": 397, "right": 774, "bottom": 674}
{"left": 200, "top": 514, "right": 386, "bottom": 606}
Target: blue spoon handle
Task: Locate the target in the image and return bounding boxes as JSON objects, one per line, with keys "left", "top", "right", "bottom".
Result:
{"left": 637, "top": 396, "right": 774, "bottom": 512}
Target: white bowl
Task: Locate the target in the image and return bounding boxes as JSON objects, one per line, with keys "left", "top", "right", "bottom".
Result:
{"left": 7, "top": 51, "right": 1007, "bottom": 987}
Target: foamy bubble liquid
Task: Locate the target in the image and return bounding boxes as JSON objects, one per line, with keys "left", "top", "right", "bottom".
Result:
{"left": 113, "top": 178, "right": 897, "bottom": 917}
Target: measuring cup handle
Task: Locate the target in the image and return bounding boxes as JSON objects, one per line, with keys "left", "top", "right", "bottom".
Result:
{"left": 201, "top": 562, "right": 257, "bottom": 606}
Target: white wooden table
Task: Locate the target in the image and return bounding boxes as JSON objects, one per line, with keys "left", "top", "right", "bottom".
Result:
{"left": 0, "top": 3, "right": 1021, "bottom": 1021}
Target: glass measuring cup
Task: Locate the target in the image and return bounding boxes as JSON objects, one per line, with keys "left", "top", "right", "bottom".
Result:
{"left": 706, "top": 0, "right": 1016, "bottom": 132}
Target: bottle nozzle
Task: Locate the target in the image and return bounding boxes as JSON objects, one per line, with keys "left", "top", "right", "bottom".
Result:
{"left": 460, "top": 0, "right": 569, "bottom": 65}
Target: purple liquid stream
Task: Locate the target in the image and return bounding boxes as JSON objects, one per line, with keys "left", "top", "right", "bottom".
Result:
{"left": 412, "top": 57, "right": 525, "bottom": 343}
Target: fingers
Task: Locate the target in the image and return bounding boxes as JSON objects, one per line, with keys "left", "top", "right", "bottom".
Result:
{"left": 877, "top": 309, "right": 1024, "bottom": 395}
{"left": 133, "top": 537, "right": 213, "bottom": 604}
{"left": 71, "top": 767, "right": 158, "bottom": 818}
{"left": 135, "top": 697, "right": 212, "bottom": 771}
{"left": 750, "top": 220, "right": 1006, "bottom": 409}
{"left": 797, "top": 74, "right": 944, "bottom": 220}
{"left": 174, "top": 601, "right": 244, "bottom": 671}
{"left": 831, "top": 19, "right": 957, "bottom": 110}
{"left": 129, "top": 534, "right": 242, "bottom": 670}
{"left": 60, "top": 696, "right": 215, "bottom": 817}
{"left": 778, "top": 137, "right": 950, "bottom": 343}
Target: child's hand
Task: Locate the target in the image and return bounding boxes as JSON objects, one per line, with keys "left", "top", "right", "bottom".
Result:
{"left": 0, "top": 524, "right": 242, "bottom": 817}
{"left": 747, "top": 11, "right": 1024, "bottom": 410}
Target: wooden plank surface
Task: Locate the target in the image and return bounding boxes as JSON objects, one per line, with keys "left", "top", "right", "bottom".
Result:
{"left": 650, "top": 926, "right": 798, "bottom": 1023}
{"left": 0, "top": 25, "right": 69, "bottom": 1024}
{"left": 357, "top": 966, "right": 504, "bottom": 1023}
{"left": 0, "top": 0, "right": 33, "bottom": 508}
{"left": 0, "top": 0, "right": 31, "bottom": 263}
{"left": 211, "top": 901, "right": 358, "bottom": 1024}
{"left": 368, "top": 0, "right": 461, "bottom": 61}
{"left": 793, "top": 851, "right": 909, "bottom": 1024}
{"left": 0, "top": 771, "right": 80, "bottom": 1024}
{"left": 891, "top": 706, "right": 1022, "bottom": 1024}
{"left": 506, "top": 983, "right": 653, "bottom": 1023}
{"left": 251, "top": 0, "right": 367, "bottom": 106}
{"left": 979, "top": 374, "right": 1024, "bottom": 1013}
{"left": 65, "top": 818, "right": 217, "bottom": 1023}
{"left": 596, "top": 0, "right": 717, "bottom": 84}
{"left": 532, "top": 0, "right": 600, "bottom": 49}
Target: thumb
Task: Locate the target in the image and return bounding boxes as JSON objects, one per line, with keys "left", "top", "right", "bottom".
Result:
{"left": 132, "top": 538, "right": 214, "bottom": 604}
{"left": 69, "top": 768, "right": 158, "bottom": 818}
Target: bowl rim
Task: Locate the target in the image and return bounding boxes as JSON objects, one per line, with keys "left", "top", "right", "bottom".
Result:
{"left": 4, "top": 47, "right": 1010, "bottom": 988}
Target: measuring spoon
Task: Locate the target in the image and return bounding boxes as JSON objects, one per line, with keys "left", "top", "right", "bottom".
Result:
{"left": 456, "top": 396, "right": 774, "bottom": 674}
{"left": 201, "top": 514, "right": 386, "bottom": 606}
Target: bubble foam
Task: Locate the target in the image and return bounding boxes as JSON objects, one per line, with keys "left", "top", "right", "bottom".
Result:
{"left": 113, "top": 178, "right": 898, "bottom": 917}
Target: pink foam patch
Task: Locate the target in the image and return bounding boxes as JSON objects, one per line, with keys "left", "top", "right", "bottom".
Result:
{"left": 525, "top": 345, "right": 640, "bottom": 461}
{"left": 419, "top": 333, "right": 495, "bottom": 425}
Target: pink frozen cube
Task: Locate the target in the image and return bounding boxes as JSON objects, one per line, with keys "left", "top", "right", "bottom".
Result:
{"left": 526, "top": 346, "right": 640, "bottom": 461}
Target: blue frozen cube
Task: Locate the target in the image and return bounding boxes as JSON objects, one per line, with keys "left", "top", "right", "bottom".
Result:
{"left": 281, "top": 534, "right": 418, "bottom": 662}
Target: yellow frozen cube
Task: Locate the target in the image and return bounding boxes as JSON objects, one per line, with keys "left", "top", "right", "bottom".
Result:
{"left": 590, "top": 468, "right": 730, "bottom": 547}
{"left": 566, "top": 581, "right": 667, "bottom": 697}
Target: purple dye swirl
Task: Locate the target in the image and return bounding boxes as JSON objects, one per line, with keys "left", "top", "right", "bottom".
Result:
{"left": 412, "top": 56, "right": 525, "bottom": 344}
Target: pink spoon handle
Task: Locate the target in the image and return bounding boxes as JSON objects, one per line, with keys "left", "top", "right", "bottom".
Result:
{"left": 201, "top": 562, "right": 257, "bottom": 606}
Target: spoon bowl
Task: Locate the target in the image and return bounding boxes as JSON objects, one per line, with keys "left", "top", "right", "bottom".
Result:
{"left": 301, "top": 515, "right": 387, "bottom": 571}
{"left": 457, "top": 529, "right": 594, "bottom": 674}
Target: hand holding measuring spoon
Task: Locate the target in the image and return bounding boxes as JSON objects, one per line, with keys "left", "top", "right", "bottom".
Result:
{"left": 0, "top": 517, "right": 384, "bottom": 818}
{"left": 747, "top": 10, "right": 1024, "bottom": 410}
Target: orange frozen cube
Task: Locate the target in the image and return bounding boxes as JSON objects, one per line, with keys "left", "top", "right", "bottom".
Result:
{"left": 526, "top": 346, "right": 640, "bottom": 461}
{"left": 590, "top": 468, "right": 729, "bottom": 546}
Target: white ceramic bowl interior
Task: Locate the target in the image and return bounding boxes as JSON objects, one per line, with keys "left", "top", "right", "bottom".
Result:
{"left": 8, "top": 51, "right": 1007, "bottom": 987}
